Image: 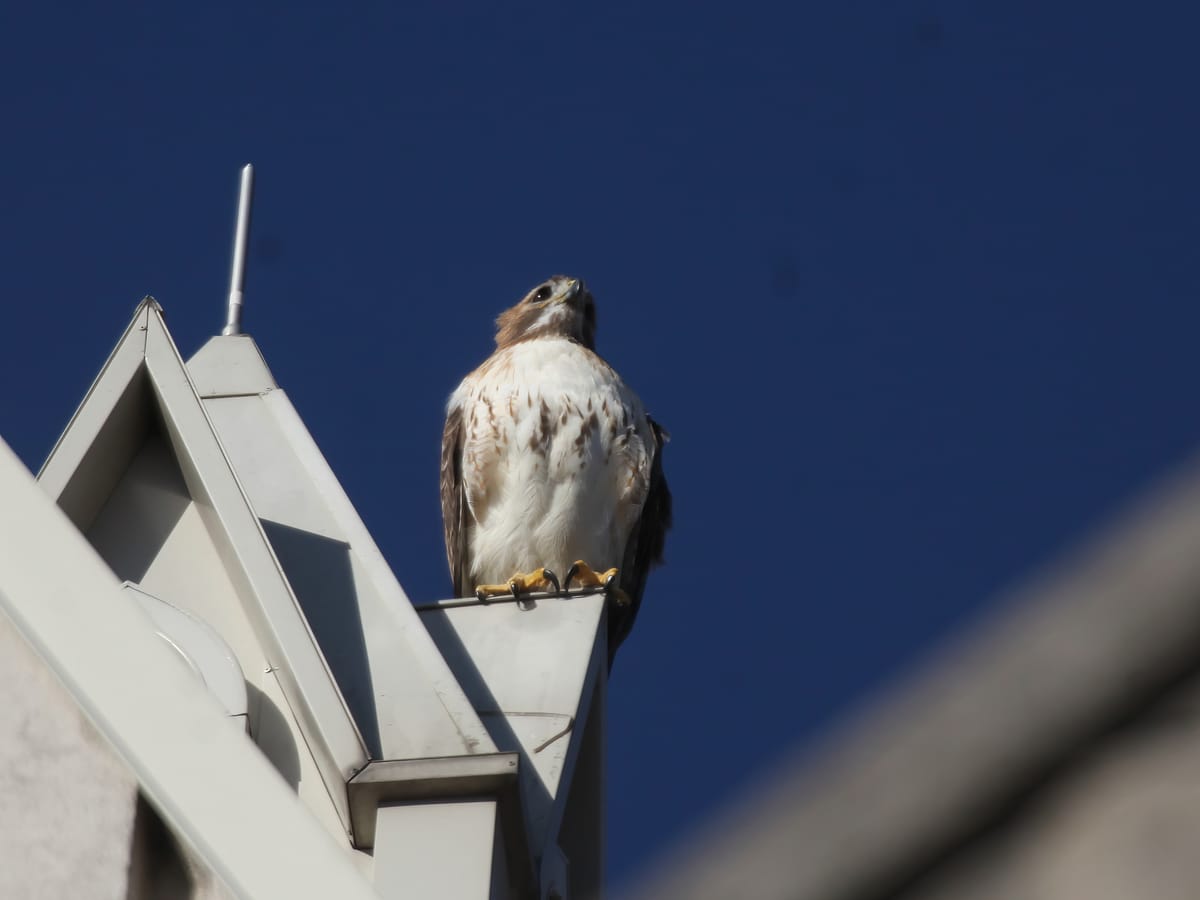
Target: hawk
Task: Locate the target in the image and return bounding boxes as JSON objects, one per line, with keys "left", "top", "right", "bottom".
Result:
{"left": 440, "top": 275, "right": 672, "bottom": 663}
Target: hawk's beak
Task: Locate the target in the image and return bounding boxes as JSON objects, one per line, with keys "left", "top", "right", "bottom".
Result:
{"left": 557, "top": 279, "right": 583, "bottom": 303}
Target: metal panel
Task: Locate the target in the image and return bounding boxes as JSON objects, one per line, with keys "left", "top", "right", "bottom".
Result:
{"left": 374, "top": 800, "right": 504, "bottom": 900}
{"left": 188, "top": 334, "right": 495, "bottom": 761}
{"left": 0, "top": 437, "right": 379, "bottom": 900}
{"left": 186, "top": 334, "right": 274, "bottom": 396}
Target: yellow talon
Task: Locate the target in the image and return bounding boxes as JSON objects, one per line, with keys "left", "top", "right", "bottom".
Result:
{"left": 474, "top": 567, "right": 560, "bottom": 601}
{"left": 563, "top": 560, "right": 620, "bottom": 593}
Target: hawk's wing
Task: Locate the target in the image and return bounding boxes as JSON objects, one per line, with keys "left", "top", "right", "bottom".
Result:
{"left": 611, "top": 415, "right": 673, "bottom": 664}
{"left": 440, "top": 403, "right": 472, "bottom": 597}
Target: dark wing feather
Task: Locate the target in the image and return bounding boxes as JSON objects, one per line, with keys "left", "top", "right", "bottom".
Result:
{"left": 611, "top": 415, "right": 673, "bottom": 666}
{"left": 440, "top": 404, "right": 472, "bottom": 597}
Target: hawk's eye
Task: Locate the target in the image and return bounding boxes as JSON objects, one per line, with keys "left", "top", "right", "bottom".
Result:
{"left": 532, "top": 285, "right": 553, "bottom": 303}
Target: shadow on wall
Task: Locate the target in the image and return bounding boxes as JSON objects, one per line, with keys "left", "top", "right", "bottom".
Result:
{"left": 261, "top": 519, "right": 381, "bottom": 758}
{"left": 244, "top": 681, "right": 302, "bottom": 791}
{"left": 86, "top": 432, "right": 191, "bottom": 585}
{"left": 419, "top": 607, "right": 554, "bottom": 818}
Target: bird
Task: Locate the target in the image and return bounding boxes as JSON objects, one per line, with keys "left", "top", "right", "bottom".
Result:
{"left": 440, "top": 275, "right": 672, "bottom": 664}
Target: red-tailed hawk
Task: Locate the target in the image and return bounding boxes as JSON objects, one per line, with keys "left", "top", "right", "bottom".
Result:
{"left": 440, "top": 276, "right": 672, "bottom": 663}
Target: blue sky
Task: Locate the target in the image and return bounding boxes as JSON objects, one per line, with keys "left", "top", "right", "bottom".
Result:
{"left": 3, "top": 1, "right": 1199, "bottom": 889}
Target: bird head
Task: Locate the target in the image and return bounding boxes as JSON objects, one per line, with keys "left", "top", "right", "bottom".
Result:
{"left": 494, "top": 275, "right": 597, "bottom": 350}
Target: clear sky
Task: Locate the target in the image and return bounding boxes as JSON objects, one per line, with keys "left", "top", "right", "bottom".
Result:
{"left": 3, "top": 1, "right": 1199, "bottom": 889}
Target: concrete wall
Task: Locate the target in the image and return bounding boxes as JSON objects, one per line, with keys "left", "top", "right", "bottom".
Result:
{"left": 0, "top": 607, "right": 141, "bottom": 899}
{"left": 0, "top": 609, "right": 230, "bottom": 900}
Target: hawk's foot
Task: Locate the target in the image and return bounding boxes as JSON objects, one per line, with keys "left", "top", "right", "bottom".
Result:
{"left": 563, "top": 561, "right": 626, "bottom": 604}
{"left": 474, "top": 567, "right": 560, "bottom": 602}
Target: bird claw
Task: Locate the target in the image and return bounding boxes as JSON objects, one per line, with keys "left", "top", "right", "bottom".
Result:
{"left": 563, "top": 561, "right": 584, "bottom": 592}
{"left": 563, "top": 560, "right": 620, "bottom": 596}
{"left": 475, "top": 567, "right": 559, "bottom": 601}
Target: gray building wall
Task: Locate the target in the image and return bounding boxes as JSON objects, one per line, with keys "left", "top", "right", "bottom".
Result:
{"left": 0, "top": 609, "right": 230, "bottom": 900}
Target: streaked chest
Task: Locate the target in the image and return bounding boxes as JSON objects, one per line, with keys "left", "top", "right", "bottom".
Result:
{"left": 454, "top": 338, "right": 641, "bottom": 506}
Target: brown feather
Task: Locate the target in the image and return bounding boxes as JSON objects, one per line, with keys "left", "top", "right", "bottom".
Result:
{"left": 493, "top": 275, "right": 597, "bottom": 350}
{"left": 610, "top": 415, "right": 673, "bottom": 665}
{"left": 440, "top": 405, "right": 471, "bottom": 597}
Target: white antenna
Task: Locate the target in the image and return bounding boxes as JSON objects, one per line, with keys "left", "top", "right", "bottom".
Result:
{"left": 222, "top": 163, "right": 255, "bottom": 336}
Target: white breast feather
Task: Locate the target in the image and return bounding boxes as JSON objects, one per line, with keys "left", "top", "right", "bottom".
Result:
{"left": 450, "top": 337, "right": 652, "bottom": 586}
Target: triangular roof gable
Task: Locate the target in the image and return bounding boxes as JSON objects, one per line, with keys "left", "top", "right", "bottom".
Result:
{"left": 187, "top": 333, "right": 495, "bottom": 761}
{"left": 38, "top": 298, "right": 367, "bottom": 834}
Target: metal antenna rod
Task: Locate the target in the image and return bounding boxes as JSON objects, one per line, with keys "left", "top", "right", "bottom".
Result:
{"left": 222, "top": 163, "right": 255, "bottom": 336}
